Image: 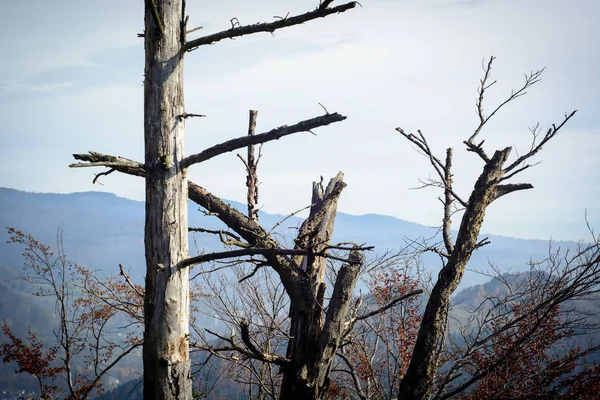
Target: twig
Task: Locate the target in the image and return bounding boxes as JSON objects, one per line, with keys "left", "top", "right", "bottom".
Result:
{"left": 92, "top": 168, "right": 115, "bottom": 184}
{"left": 119, "top": 264, "right": 144, "bottom": 299}
{"left": 268, "top": 205, "right": 311, "bottom": 235}
{"left": 186, "top": 26, "right": 203, "bottom": 35}
{"left": 238, "top": 262, "right": 267, "bottom": 283}
{"left": 356, "top": 290, "right": 423, "bottom": 321}
{"left": 318, "top": 102, "right": 329, "bottom": 114}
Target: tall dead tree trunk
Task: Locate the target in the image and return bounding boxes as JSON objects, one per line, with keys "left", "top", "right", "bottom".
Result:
{"left": 143, "top": 1, "right": 191, "bottom": 399}
{"left": 70, "top": 3, "right": 358, "bottom": 398}
{"left": 280, "top": 173, "right": 347, "bottom": 399}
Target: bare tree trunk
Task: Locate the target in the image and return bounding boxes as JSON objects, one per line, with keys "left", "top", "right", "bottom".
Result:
{"left": 398, "top": 149, "right": 512, "bottom": 399}
{"left": 280, "top": 173, "right": 353, "bottom": 400}
{"left": 143, "top": 1, "right": 191, "bottom": 399}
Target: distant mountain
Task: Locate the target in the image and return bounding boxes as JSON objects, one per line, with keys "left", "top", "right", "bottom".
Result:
{"left": 0, "top": 187, "right": 576, "bottom": 289}
{"left": 0, "top": 187, "right": 588, "bottom": 397}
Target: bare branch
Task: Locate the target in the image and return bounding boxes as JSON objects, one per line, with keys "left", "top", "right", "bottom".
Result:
{"left": 468, "top": 56, "right": 545, "bottom": 146}
{"left": 238, "top": 262, "right": 267, "bottom": 283}
{"left": 119, "top": 264, "right": 144, "bottom": 299}
{"left": 240, "top": 320, "right": 289, "bottom": 366}
{"left": 503, "top": 110, "right": 577, "bottom": 174}
{"left": 267, "top": 204, "right": 311, "bottom": 235}
{"left": 92, "top": 168, "right": 115, "bottom": 184}
{"left": 355, "top": 290, "right": 423, "bottom": 322}
{"left": 397, "top": 128, "right": 468, "bottom": 208}
{"left": 493, "top": 183, "right": 534, "bottom": 200}
{"left": 182, "top": 113, "right": 346, "bottom": 168}
{"left": 188, "top": 226, "right": 242, "bottom": 242}
{"left": 184, "top": 2, "right": 358, "bottom": 51}
{"left": 70, "top": 152, "right": 145, "bottom": 177}
{"left": 336, "top": 351, "right": 368, "bottom": 400}
{"left": 179, "top": 245, "right": 369, "bottom": 270}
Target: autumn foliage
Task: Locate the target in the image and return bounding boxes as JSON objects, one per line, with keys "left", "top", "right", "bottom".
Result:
{"left": 3, "top": 227, "right": 599, "bottom": 399}
{"left": 1, "top": 228, "right": 142, "bottom": 399}
{"left": 1, "top": 323, "right": 64, "bottom": 399}
{"left": 452, "top": 281, "right": 600, "bottom": 400}
{"left": 338, "top": 265, "right": 423, "bottom": 399}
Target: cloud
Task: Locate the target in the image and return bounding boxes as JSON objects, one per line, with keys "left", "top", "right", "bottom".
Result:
{"left": 1, "top": 0, "right": 598, "bottom": 241}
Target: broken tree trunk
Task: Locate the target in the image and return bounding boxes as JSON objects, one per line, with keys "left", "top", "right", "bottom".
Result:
{"left": 280, "top": 173, "right": 359, "bottom": 400}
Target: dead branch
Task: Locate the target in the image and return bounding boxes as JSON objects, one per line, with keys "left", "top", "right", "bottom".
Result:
{"left": 70, "top": 152, "right": 145, "bottom": 176}
{"left": 467, "top": 56, "right": 545, "bottom": 149}
{"left": 396, "top": 128, "right": 468, "bottom": 208}
{"left": 238, "top": 262, "right": 268, "bottom": 283}
{"left": 181, "top": 112, "right": 346, "bottom": 168}
{"left": 188, "top": 226, "right": 242, "bottom": 242}
{"left": 336, "top": 351, "right": 368, "bottom": 400}
{"left": 92, "top": 168, "right": 115, "bottom": 184}
{"left": 240, "top": 320, "right": 289, "bottom": 366}
{"left": 119, "top": 264, "right": 144, "bottom": 299}
{"left": 179, "top": 245, "right": 370, "bottom": 270}
{"left": 178, "top": 112, "right": 206, "bottom": 119}
{"left": 267, "top": 204, "right": 311, "bottom": 235}
{"left": 503, "top": 110, "right": 577, "bottom": 174}
{"left": 239, "top": 109, "right": 260, "bottom": 222}
{"left": 201, "top": 326, "right": 289, "bottom": 367}
{"left": 355, "top": 290, "right": 423, "bottom": 323}
{"left": 184, "top": 2, "right": 357, "bottom": 51}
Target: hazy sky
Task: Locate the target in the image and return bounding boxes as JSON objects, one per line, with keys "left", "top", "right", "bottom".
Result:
{"left": 0, "top": 0, "right": 598, "bottom": 241}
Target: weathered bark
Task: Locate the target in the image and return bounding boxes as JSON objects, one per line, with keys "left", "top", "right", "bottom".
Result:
{"left": 279, "top": 173, "right": 353, "bottom": 400}
{"left": 244, "top": 110, "right": 259, "bottom": 222}
{"left": 70, "top": 3, "right": 357, "bottom": 398}
{"left": 398, "top": 148, "right": 512, "bottom": 400}
{"left": 143, "top": 1, "right": 192, "bottom": 399}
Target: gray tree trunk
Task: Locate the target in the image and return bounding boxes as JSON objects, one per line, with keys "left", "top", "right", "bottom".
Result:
{"left": 398, "top": 148, "right": 512, "bottom": 400}
{"left": 280, "top": 173, "right": 358, "bottom": 400}
{"left": 143, "top": 1, "right": 192, "bottom": 399}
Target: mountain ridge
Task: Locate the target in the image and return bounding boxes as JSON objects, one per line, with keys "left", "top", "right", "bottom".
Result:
{"left": 0, "top": 186, "right": 578, "bottom": 290}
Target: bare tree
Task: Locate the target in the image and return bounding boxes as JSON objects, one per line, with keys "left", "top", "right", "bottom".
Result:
{"left": 1, "top": 228, "right": 141, "bottom": 399}
{"left": 433, "top": 235, "right": 600, "bottom": 400}
{"left": 395, "top": 56, "right": 578, "bottom": 399}
{"left": 69, "top": 1, "right": 360, "bottom": 398}
{"left": 192, "top": 265, "right": 289, "bottom": 399}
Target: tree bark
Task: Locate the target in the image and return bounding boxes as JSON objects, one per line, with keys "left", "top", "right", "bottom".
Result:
{"left": 280, "top": 173, "right": 350, "bottom": 400}
{"left": 398, "top": 148, "right": 512, "bottom": 400}
{"left": 143, "top": 1, "right": 192, "bottom": 399}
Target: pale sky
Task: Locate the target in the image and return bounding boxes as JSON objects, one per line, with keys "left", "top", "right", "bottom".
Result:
{"left": 0, "top": 0, "right": 598, "bottom": 241}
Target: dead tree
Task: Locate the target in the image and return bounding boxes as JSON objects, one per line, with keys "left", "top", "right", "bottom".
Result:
{"left": 69, "top": 1, "right": 359, "bottom": 399}
{"left": 395, "top": 56, "right": 577, "bottom": 399}
{"left": 433, "top": 236, "right": 600, "bottom": 399}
